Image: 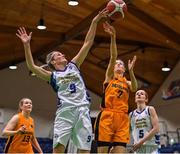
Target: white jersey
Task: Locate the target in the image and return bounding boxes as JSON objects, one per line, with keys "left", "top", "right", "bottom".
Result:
{"left": 50, "top": 62, "right": 91, "bottom": 112}
{"left": 130, "top": 106, "right": 159, "bottom": 146}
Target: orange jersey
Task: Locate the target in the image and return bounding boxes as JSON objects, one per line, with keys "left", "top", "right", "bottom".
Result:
{"left": 4, "top": 113, "right": 34, "bottom": 153}
{"left": 95, "top": 77, "right": 130, "bottom": 143}
{"left": 101, "top": 77, "right": 129, "bottom": 113}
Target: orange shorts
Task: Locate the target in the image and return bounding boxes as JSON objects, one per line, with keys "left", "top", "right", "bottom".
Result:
{"left": 94, "top": 110, "right": 130, "bottom": 143}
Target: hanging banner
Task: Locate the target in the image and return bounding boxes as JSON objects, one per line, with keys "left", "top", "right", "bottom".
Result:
{"left": 0, "top": 108, "right": 4, "bottom": 123}
{"left": 162, "top": 79, "right": 180, "bottom": 100}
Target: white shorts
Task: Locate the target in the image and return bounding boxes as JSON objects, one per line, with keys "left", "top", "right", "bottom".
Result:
{"left": 53, "top": 106, "right": 92, "bottom": 150}
{"left": 135, "top": 145, "right": 158, "bottom": 154}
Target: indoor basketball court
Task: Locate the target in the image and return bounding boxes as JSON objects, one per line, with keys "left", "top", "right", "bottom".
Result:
{"left": 0, "top": 0, "right": 180, "bottom": 153}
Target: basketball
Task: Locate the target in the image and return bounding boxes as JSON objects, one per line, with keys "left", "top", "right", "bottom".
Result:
{"left": 106, "top": 0, "right": 127, "bottom": 18}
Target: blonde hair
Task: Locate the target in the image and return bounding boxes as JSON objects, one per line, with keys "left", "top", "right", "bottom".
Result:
{"left": 18, "top": 98, "right": 32, "bottom": 113}
{"left": 46, "top": 51, "right": 56, "bottom": 70}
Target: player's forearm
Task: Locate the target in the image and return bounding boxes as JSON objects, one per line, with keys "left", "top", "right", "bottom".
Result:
{"left": 110, "top": 34, "right": 117, "bottom": 59}
{"left": 23, "top": 43, "right": 36, "bottom": 71}
{"left": 105, "top": 35, "right": 117, "bottom": 78}
{"left": 2, "top": 130, "right": 18, "bottom": 137}
{"left": 84, "top": 20, "right": 98, "bottom": 45}
{"left": 32, "top": 138, "right": 43, "bottom": 153}
{"left": 129, "top": 70, "right": 138, "bottom": 92}
{"left": 71, "top": 20, "right": 98, "bottom": 67}
{"left": 140, "top": 128, "right": 159, "bottom": 145}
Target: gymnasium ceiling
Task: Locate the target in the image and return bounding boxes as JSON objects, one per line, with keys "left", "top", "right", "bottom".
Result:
{"left": 0, "top": 0, "right": 180, "bottom": 111}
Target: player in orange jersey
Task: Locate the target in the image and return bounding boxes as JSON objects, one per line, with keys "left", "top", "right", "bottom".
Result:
{"left": 2, "top": 98, "right": 43, "bottom": 153}
{"left": 94, "top": 22, "right": 138, "bottom": 153}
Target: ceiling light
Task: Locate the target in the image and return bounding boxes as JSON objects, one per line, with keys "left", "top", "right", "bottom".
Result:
{"left": 9, "top": 63, "right": 17, "bottom": 70}
{"left": 37, "top": 18, "right": 46, "bottom": 30}
{"left": 37, "top": 3, "right": 46, "bottom": 30}
{"left": 68, "top": 0, "right": 79, "bottom": 6}
{"left": 162, "top": 61, "right": 171, "bottom": 72}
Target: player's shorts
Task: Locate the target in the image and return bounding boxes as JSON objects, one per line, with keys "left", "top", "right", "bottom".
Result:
{"left": 53, "top": 106, "right": 92, "bottom": 150}
{"left": 94, "top": 109, "right": 130, "bottom": 143}
{"left": 135, "top": 144, "right": 158, "bottom": 154}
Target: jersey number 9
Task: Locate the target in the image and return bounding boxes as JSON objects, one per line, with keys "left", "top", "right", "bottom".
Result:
{"left": 69, "top": 83, "right": 76, "bottom": 93}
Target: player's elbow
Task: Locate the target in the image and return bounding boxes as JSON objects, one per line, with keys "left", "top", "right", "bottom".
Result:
{"left": 154, "top": 125, "right": 160, "bottom": 134}
{"left": 156, "top": 125, "right": 160, "bottom": 133}
{"left": 84, "top": 40, "right": 93, "bottom": 47}
{"left": 26, "top": 61, "right": 36, "bottom": 71}
{"left": 131, "top": 86, "right": 137, "bottom": 92}
{"left": 2, "top": 130, "right": 7, "bottom": 137}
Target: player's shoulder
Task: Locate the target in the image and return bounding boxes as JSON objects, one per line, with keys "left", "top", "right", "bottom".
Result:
{"left": 147, "top": 105, "right": 155, "bottom": 110}
{"left": 147, "top": 106, "right": 157, "bottom": 115}
{"left": 129, "top": 110, "right": 135, "bottom": 118}
{"left": 13, "top": 114, "right": 19, "bottom": 118}
{"left": 10, "top": 114, "right": 20, "bottom": 123}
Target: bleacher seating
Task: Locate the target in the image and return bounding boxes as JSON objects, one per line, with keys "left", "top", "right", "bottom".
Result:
{"left": 0, "top": 138, "right": 6, "bottom": 153}
{"left": 0, "top": 137, "right": 180, "bottom": 153}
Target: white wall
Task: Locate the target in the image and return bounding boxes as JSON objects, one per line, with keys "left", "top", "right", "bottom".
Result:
{"left": 0, "top": 62, "right": 101, "bottom": 137}
{"left": 0, "top": 108, "right": 53, "bottom": 138}
{"left": 151, "top": 59, "right": 180, "bottom": 131}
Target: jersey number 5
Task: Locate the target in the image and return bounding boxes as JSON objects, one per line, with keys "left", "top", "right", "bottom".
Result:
{"left": 139, "top": 129, "right": 144, "bottom": 138}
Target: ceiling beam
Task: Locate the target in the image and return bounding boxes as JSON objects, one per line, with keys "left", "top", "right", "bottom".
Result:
{"left": 33, "top": 2, "right": 108, "bottom": 58}
{"left": 128, "top": 4, "right": 180, "bottom": 51}
{"left": 75, "top": 35, "right": 173, "bottom": 49}
{"left": 64, "top": 3, "right": 108, "bottom": 41}
{"left": 0, "top": 24, "right": 62, "bottom": 38}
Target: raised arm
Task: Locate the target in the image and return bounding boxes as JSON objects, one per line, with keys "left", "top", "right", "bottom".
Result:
{"left": 127, "top": 56, "right": 138, "bottom": 92}
{"left": 133, "top": 106, "right": 159, "bottom": 151}
{"left": 103, "top": 22, "right": 117, "bottom": 83}
{"left": 72, "top": 9, "right": 108, "bottom": 68}
{"left": 16, "top": 27, "right": 51, "bottom": 82}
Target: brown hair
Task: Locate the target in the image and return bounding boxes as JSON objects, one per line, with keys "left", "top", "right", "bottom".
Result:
{"left": 18, "top": 98, "right": 31, "bottom": 113}
{"left": 144, "top": 90, "right": 148, "bottom": 100}
{"left": 136, "top": 89, "right": 149, "bottom": 103}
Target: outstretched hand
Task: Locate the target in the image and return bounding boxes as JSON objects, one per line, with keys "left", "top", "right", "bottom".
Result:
{"left": 103, "top": 21, "right": 116, "bottom": 36}
{"left": 128, "top": 55, "right": 136, "bottom": 71}
{"left": 93, "top": 9, "right": 109, "bottom": 23}
{"left": 16, "top": 27, "right": 32, "bottom": 44}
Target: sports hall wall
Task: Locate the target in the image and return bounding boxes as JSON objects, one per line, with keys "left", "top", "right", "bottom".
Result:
{"left": 0, "top": 62, "right": 101, "bottom": 137}
{"left": 151, "top": 59, "right": 180, "bottom": 132}
{"left": 1, "top": 60, "right": 180, "bottom": 137}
